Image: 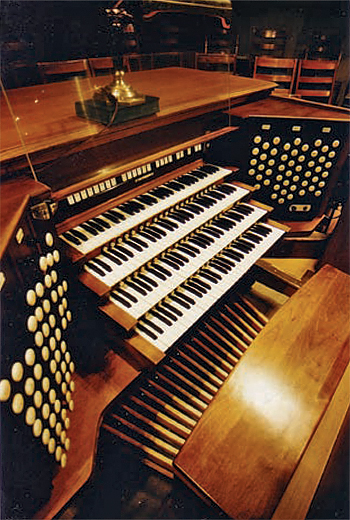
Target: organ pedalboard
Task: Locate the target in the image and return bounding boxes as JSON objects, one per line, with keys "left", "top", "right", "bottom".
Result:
{"left": 237, "top": 116, "right": 349, "bottom": 220}
{"left": 58, "top": 155, "right": 288, "bottom": 366}
{"left": 0, "top": 196, "right": 76, "bottom": 518}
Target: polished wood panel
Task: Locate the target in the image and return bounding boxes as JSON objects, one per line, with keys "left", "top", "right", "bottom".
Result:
{"left": 35, "top": 351, "right": 139, "bottom": 520}
{"left": 174, "top": 264, "right": 350, "bottom": 520}
{"left": 0, "top": 68, "right": 276, "bottom": 167}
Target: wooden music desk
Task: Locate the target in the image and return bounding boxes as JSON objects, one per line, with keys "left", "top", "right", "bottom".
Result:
{"left": 174, "top": 264, "right": 350, "bottom": 519}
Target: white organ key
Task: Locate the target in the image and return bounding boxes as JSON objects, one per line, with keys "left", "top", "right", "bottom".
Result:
{"left": 60, "top": 166, "right": 234, "bottom": 254}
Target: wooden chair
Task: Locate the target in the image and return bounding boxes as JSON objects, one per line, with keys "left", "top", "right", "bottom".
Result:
{"left": 294, "top": 58, "right": 339, "bottom": 104}
{"left": 88, "top": 57, "right": 114, "bottom": 76}
{"left": 37, "top": 59, "right": 90, "bottom": 83}
{"left": 122, "top": 54, "right": 153, "bottom": 72}
{"left": 253, "top": 56, "right": 298, "bottom": 95}
{"left": 195, "top": 53, "right": 236, "bottom": 74}
{"left": 152, "top": 52, "right": 183, "bottom": 69}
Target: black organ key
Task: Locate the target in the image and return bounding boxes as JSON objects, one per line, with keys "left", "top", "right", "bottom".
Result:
{"left": 200, "top": 164, "right": 220, "bottom": 174}
{"left": 108, "top": 209, "right": 126, "bottom": 220}
{"left": 149, "top": 309, "right": 172, "bottom": 327}
{"left": 184, "top": 284, "right": 203, "bottom": 298}
{"left": 138, "top": 272, "right": 158, "bottom": 288}
{"left": 156, "top": 304, "right": 178, "bottom": 322}
{"left": 62, "top": 231, "right": 81, "bottom": 245}
{"left": 177, "top": 245, "right": 196, "bottom": 258}
{"left": 93, "top": 257, "right": 113, "bottom": 272}
{"left": 162, "top": 301, "right": 183, "bottom": 317}
{"left": 118, "top": 288, "right": 138, "bottom": 303}
{"left": 92, "top": 216, "right": 111, "bottom": 229}
{"left": 87, "top": 219, "right": 105, "bottom": 232}
{"left": 208, "top": 260, "right": 228, "bottom": 274}
{"left": 102, "top": 251, "right": 122, "bottom": 265}
{"left": 109, "top": 247, "right": 129, "bottom": 262}
{"left": 137, "top": 323, "right": 157, "bottom": 340}
{"left": 156, "top": 220, "right": 177, "bottom": 231}
{"left": 146, "top": 267, "right": 166, "bottom": 281}
{"left": 202, "top": 268, "right": 221, "bottom": 281}
{"left": 103, "top": 212, "right": 121, "bottom": 224}
{"left": 67, "top": 229, "right": 87, "bottom": 242}
{"left": 125, "top": 280, "right": 147, "bottom": 296}
{"left": 138, "top": 230, "right": 157, "bottom": 243}
{"left": 161, "top": 257, "right": 181, "bottom": 270}
{"left": 79, "top": 223, "right": 99, "bottom": 236}
{"left": 86, "top": 260, "right": 105, "bottom": 276}
{"left": 203, "top": 227, "right": 223, "bottom": 239}
{"left": 244, "top": 231, "right": 263, "bottom": 244}
{"left": 114, "top": 245, "right": 134, "bottom": 258}
{"left": 110, "top": 292, "right": 132, "bottom": 308}
{"left": 130, "top": 236, "right": 149, "bottom": 248}
{"left": 143, "top": 317, "right": 163, "bottom": 334}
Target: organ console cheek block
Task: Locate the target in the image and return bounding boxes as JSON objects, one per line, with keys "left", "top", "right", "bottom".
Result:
{"left": 174, "top": 264, "right": 350, "bottom": 520}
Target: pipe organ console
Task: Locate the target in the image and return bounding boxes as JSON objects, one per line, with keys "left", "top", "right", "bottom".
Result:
{"left": 1, "top": 68, "right": 349, "bottom": 519}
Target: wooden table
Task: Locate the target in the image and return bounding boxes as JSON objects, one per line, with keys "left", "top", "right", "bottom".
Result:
{"left": 0, "top": 67, "right": 276, "bottom": 170}
{"left": 174, "top": 264, "right": 350, "bottom": 519}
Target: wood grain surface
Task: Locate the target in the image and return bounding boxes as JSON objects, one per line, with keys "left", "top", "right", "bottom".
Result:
{"left": 1, "top": 68, "right": 275, "bottom": 166}
{"left": 174, "top": 264, "right": 350, "bottom": 519}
